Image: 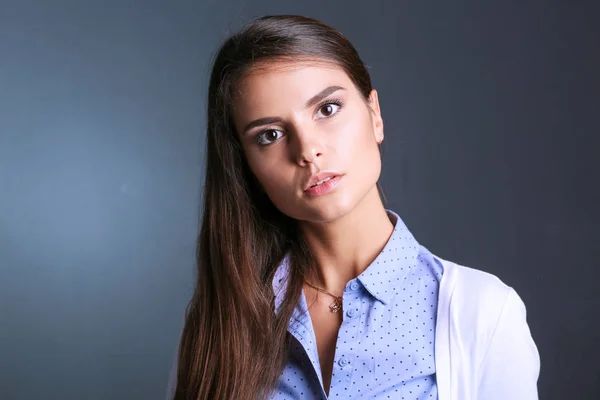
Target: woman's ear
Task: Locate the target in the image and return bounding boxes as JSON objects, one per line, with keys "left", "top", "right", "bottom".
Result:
{"left": 368, "top": 89, "right": 384, "bottom": 144}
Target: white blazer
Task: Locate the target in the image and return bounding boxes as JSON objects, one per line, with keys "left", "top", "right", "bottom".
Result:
{"left": 166, "top": 257, "right": 540, "bottom": 399}
{"left": 434, "top": 257, "right": 540, "bottom": 400}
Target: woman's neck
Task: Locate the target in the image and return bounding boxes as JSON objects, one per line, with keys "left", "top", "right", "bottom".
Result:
{"left": 299, "top": 186, "right": 394, "bottom": 294}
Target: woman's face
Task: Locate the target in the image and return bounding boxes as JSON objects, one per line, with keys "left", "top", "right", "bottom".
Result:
{"left": 232, "top": 59, "right": 384, "bottom": 223}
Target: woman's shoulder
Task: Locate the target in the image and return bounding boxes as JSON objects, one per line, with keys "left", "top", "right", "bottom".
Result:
{"left": 435, "top": 255, "right": 527, "bottom": 329}
{"left": 434, "top": 255, "right": 536, "bottom": 354}
{"left": 437, "top": 255, "right": 513, "bottom": 302}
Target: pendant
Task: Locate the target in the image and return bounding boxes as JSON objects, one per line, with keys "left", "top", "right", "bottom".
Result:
{"left": 329, "top": 297, "right": 343, "bottom": 313}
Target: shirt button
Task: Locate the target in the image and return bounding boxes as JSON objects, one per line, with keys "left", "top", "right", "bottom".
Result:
{"left": 350, "top": 281, "right": 360, "bottom": 291}
{"left": 338, "top": 357, "right": 349, "bottom": 367}
{"left": 346, "top": 308, "right": 357, "bottom": 318}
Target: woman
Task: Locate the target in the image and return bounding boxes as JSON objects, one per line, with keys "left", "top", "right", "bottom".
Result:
{"left": 167, "top": 15, "right": 540, "bottom": 400}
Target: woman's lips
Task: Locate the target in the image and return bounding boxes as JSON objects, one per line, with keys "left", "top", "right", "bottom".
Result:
{"left": 304, "top": 175, "right": 343, "bottom": 197}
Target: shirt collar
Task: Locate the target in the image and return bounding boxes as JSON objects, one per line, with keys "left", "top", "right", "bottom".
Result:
{"left": 272, "top": 209, "right": 420, "bottom": 311}
{"left": 356, "top": 209, "right": 420, "bottom": 304}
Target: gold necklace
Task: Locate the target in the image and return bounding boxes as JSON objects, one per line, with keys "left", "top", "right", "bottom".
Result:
{"left": 304, "top": 280, "right": 343, "bottom": 313}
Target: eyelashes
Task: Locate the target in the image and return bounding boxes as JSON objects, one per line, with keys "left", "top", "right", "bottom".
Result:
{"left": 316, "top": 99, "right": 343, "bottom": 118}
{"left": 254, "top": 128, "right": 284, "bottom": 146}
{"left": 254, "top": 98, "right": 344, "bottom": 146}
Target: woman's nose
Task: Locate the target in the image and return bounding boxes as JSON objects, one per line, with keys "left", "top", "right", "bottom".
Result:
{"left": 291, "top": 126, "right": 325, "bottom": 165}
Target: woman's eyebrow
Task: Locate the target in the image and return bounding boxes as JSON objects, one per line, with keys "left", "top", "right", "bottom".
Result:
{"left": 242, "top": 117, "right": 283, "bottom": 136}
{"left": 305, "top": 85, "right": 345, "bottom": 109}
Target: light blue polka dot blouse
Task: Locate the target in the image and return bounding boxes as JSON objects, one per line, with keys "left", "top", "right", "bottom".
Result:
{"left": 271, "top": 210, "right": 444, "bottom": 399}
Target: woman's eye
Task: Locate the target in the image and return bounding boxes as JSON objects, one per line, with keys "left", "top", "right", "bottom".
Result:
{"left": 256, "top": 128, "right": 284, "bottom": 145}
{"left": 316, "top": 102, "right": 342, "bottom": 119}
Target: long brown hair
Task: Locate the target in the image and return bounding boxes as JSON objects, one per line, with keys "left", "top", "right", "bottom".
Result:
{"left": 174, "top": 15, "right": 379, "bottom": 399}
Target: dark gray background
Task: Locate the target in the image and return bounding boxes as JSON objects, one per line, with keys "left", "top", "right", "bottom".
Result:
{"left": 1, "top": 0, "right": 598, "bottom": 399}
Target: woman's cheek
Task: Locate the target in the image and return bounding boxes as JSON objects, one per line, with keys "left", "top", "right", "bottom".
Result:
{"left": 255, "top": 165, "right": 290, "bottom": 197}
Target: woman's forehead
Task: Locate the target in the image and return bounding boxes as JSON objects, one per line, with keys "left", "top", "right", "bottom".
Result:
{"left": 232, "top": 60, "right": 352, "bottom": 107}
